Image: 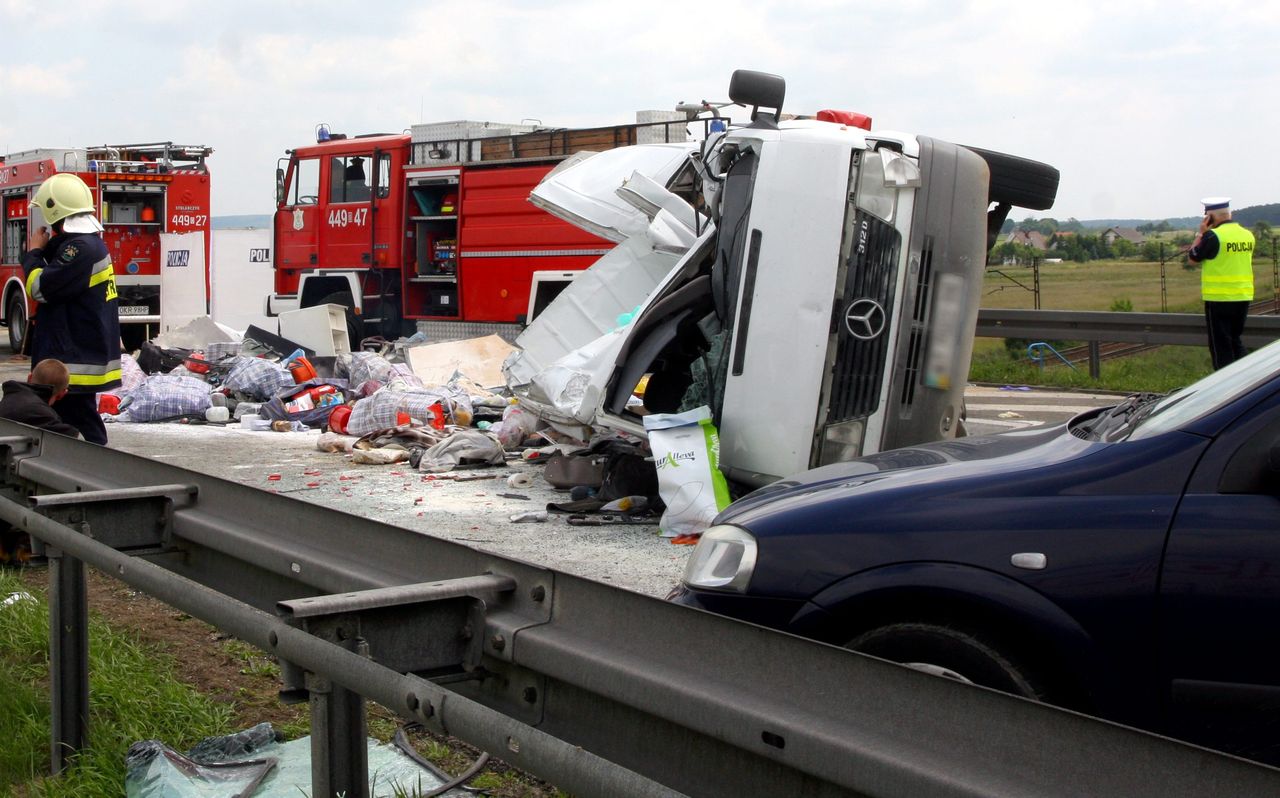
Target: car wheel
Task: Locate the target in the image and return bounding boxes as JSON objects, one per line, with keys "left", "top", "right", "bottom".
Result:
{"left": 847, "top": 621, "right": 1044, "bottom": 699}
{"left": 961, "top": 146, "right": 1060, "bottom": 211}
{"left": 7, "top": 292, "right": 28, "bottom": 354}
{"left": 315, "top": 291, "right": 364, "bottom": 352}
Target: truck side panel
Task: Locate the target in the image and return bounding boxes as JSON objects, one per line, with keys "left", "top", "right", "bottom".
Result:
{"left": 452, "top": 166, "right": 610, "bottom": 323}
{"left": 879, "top": 138, "right": 988, "bottom": 451}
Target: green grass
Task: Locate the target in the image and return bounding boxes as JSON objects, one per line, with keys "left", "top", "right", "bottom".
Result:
{"left": 969, "top": 340, "right": 1213, "bottom": 393}
{"left": 0, "top": 571, "right": 232, "bottom": 797}
{"left": 976, "top": 258, "right": 1274, "bottom": 391}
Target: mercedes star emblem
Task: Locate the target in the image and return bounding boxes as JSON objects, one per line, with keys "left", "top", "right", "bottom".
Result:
{"left": 844, "top": 298, "right": 886, "bottom": 340}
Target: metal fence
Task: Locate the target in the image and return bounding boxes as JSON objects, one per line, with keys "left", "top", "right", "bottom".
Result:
{"left": 2, "top": 424, "right": 1279, "bottom": 797}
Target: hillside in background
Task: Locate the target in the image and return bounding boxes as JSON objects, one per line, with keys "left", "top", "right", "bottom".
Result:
{"left": 213, "top": 214, "right": 272, "bottom": 229}
{"left": 1004, "top": 203, "right": 1280, "bottom": 234}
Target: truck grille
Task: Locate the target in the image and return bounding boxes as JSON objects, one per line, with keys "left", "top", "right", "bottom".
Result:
{"left": 825, "top": 211, "right": 902, "bottom": 423}
{"left": 899, "top": 236, "right": 935, "bottom": 407}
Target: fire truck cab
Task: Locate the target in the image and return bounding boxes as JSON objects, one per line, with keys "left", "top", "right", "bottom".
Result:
{"left": 0, "top": 142, "right": 213, "bottom": 351}
{"left": 268, "top": 115, "right": 693, "bottom": 346}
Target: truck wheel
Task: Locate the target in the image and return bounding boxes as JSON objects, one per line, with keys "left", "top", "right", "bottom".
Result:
{"left": 316, "top": 291, "right": 364, "bottom": 351}
{"left": 962, "top": 146, "right": 1060, "bottom": 211}
{"left": 847, "top": 622, "right": 1045, "bottom": 700}
{"left": 7, "top": 292, "right": 28, "bottom": 354}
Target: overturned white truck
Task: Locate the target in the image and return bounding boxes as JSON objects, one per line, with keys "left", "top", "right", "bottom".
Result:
{"left": 505, "top": 70, "right": 1058, "bottom": 488}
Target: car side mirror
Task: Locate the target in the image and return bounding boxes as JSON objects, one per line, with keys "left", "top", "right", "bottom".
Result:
{"left": 275, "top": 167, "right": 286, "bottom": 206}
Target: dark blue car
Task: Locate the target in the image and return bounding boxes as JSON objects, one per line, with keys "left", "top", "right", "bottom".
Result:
{"left": 671, "top": 340, "right": 1280, "bottom": 763}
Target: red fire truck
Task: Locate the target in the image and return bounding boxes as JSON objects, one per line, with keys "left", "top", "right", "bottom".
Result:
{"left": 0, "top": 142, "right": 213, "bottom": 351}
{"left": 266, "top": 115, "right": 694, "bottom": 344}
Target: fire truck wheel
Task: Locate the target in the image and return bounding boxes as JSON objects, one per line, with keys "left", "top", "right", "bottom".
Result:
{"left": 961, "top": 146, "right": 1060, "bottom": 211}
{"left": 316, "top": 291, "right": 364, "bottom": 351}
{"left": 6, "top": 292, "right": 28, "bottom": 354}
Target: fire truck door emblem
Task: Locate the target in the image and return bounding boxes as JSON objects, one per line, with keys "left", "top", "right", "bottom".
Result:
{"left": 844, "top": 298, "right": 886, "bottom": 340}
{"left": 293, "top": 209, "right": 305, "bottom": 231}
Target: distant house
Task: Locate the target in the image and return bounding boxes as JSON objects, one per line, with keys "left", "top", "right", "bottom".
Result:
{"left": 1048, "top": 231, "right": 1076, "bottom": 250}
{"left": 1004, "top": 229, "right": 1049, "bottom": 251}
{"left": 1102, "top": 227, "right": 1145, "bottom": 246}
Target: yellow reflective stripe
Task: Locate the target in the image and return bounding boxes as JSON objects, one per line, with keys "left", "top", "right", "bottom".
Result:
{"left": 87, "top": 262, "right": 115, "bottom": 288}
{"left": 88, "top": 259, "right": 118, "bottom": 301}
{"left": 25, "top": 268, "right": 42, "bottom": 301}
{"left": 67, "top": 369, "right": 123, "bottom": 387}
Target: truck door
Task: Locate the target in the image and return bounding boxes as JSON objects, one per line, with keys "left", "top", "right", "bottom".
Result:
{"left": 1159, "top": 388, "right": 1280, "bottom": 763}
{"left": 324, "top": 153, "right": 381, "bottom": 269}
{"left": 274, "top": 156, "right": 321, "bottom": 294}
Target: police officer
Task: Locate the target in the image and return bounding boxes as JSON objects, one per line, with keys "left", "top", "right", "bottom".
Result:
{"left": 1188, "top": 197, "right": 1256, "bottom": 370}
{"left": 23, "top": 173, "right": 121, "bottom": 444}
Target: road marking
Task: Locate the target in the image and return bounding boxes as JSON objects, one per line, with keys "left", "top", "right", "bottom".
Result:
{"left": 969, "top": 418, "right": 1040, "bottom": 429}
{"left": 966, "top": 403, "right": 1100, "bottom": 414}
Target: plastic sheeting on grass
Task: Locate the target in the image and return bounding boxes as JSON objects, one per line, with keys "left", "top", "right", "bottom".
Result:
{"left": 125, "top": 722, "right": 471, "bottom": 797}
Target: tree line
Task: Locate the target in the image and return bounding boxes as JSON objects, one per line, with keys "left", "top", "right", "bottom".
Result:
{"left": 992, "top": 217, "right": 1279, "bottom": 265}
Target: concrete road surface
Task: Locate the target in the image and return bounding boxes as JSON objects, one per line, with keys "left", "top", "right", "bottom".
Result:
{"left": 0, "top": 340, "right": 1125, "bottom": 596}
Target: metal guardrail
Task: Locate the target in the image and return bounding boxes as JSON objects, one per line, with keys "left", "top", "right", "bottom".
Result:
{"left": 1, "top": 423, "right": 1278, "bottom": 797}
{"left": 975, "top": 308, "right": 1280, "bottom": 347}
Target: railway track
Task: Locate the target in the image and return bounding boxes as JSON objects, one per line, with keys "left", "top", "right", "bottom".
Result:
{"left": 1051, "top": 298, "right": 1280, "bottom": 367}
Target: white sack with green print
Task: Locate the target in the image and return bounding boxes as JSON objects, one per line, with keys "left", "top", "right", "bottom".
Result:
{"left": 643, "top": 406, "right": 731, "bottom": 537}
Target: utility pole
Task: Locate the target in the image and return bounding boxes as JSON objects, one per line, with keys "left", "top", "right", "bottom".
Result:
{"left": 1158, "top": 241, "right": 1168, "bottom": 313}
{"left": 1272, "top": 234, "right": 1278, "bottom": 313}
{"left": 1033, "top": 257, "right": 1041, "bottom": 310}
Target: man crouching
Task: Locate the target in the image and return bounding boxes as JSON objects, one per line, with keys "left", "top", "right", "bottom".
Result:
{"left": 0, "top": 358, "right": 81, "bottom": 439}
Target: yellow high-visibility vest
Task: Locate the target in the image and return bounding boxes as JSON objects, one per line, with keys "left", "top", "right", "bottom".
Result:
{"left": 1202, "top": 222, "right": 1255, "bottom": 302}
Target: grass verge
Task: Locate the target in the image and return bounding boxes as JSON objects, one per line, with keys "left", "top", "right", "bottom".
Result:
{"left": 0, "top": 569, "right": 232, "bottom": 797}
{"left": 969, "top": 340, "right": 1214, "bottom": 393}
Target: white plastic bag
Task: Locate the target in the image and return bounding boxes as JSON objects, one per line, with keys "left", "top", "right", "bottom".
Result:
{"left": 642, "top": 406, "right": 730, "bottom": 537}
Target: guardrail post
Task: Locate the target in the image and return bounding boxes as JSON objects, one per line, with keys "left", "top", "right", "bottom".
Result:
{"left": 307, "top": 639, "right": 370, "bottom": 798}
{"left": 47, "top": 541, "right": 90, "bottom": 774}
{"left": 1089, "top": 342, "right": 1101, "bottom": 379}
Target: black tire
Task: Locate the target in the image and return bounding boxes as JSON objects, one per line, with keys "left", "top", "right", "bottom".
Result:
{"left": 962, "top": 145, "right": 1060, "bottom": 211}
{"left": 315, "top": 291, "right": 364, "bottom": 352}
{"left": 847, "top": 621, "right": 1045, "bottom": 699}
{"left": 6, "top": 291, "right": 28, "bottom": 354}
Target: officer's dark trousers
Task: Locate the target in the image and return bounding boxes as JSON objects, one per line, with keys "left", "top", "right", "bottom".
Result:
{"left": 53, "top": 392, "right": 107, "bottom": 445}
{"left": 1205, "top": 300, "right": 1250, "bottom": 370}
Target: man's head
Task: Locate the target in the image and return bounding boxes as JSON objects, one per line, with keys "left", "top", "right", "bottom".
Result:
{"left": 1202, "top": 196, "right": 1233, "bottom": 224}
{"left": 29, "top": 359, "right": 70, "bottom": 404}
{"left": 30, "top": 173, "right": 102, "bottom": 234}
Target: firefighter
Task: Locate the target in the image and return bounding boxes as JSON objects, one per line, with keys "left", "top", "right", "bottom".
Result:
{"left": 1188, "top": 197, "right": 1256, "bottom": 370}
{"left": 23, "top": 173, "right": 121, "bottom": 444}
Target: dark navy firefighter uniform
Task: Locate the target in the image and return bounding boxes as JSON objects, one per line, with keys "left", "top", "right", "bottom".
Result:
{"left": 22, "top": 231, "right": 121, "bottom": 444}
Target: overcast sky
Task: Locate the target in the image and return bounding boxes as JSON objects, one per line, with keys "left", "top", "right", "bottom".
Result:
{"left": 2, "top": 0, "right": 1276, "bottom": 221}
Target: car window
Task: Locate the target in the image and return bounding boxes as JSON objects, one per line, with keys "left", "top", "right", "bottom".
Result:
{"left": 1219, "top": 404, "right": 1280, "bottom": 494}
{"left": 1129, "top": 339, "right": 1280, "bottom": 440}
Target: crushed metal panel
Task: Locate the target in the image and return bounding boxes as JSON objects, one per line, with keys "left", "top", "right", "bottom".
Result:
{"left": 529, "top": 143, "right": 697, "bottom": 243}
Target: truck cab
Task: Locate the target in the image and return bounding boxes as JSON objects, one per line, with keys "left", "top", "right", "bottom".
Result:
{"left": 269, "top": 133, "right": 409, "bottom": 339}
{"left": 506, "top": 70, "right": 1058, "bottom": 486}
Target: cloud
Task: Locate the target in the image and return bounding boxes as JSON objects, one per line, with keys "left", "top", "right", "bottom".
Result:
{"left": 3, "top": 0, "right": 1278, "bottom": 219}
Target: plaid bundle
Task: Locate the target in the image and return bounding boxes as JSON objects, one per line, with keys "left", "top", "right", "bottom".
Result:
{"left": 223, "top": 357, "right": 294, "bottom": 401}
{"left": 123, "top": 376, "right": 212, "bottom": 422}
{"left": 343, "top": 352, "right": 424, "bottom": 394}
{"left": 204, "top": 342, "right": 242, "bottom": 362}
{"left": 346, "top": 387, "right": 447, "bottom": 437}
{"left": 118, "top": 353, "right": 146, "bottom": 392}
